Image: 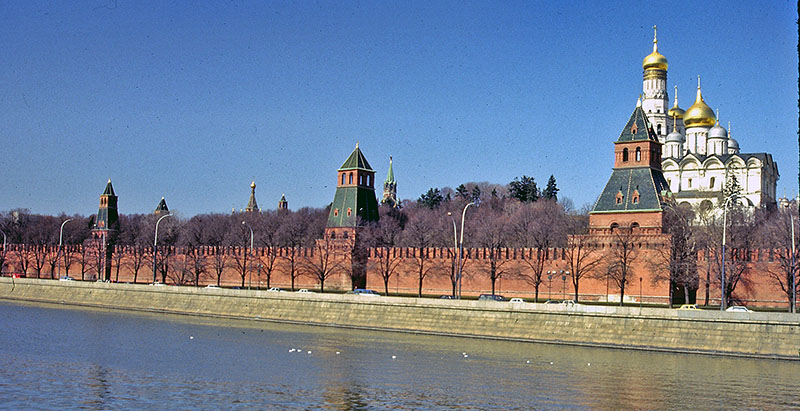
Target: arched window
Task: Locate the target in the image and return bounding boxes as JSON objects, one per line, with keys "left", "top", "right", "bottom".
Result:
{"left": 709, "top": 177, "right": 716, "bottom": 189}
{"left": 341, "top": 174, "right": 345, "bottom": 185}
{"left": 359, "top": 174, "right": 363, "bottom": 185}
{"left": 622, "top": 148, "right": 629, "bottom": 162}
{"left": 657, "top": 124, "right": 662, "bottom": 135}
{"left": 631, "top": 222, "right": 639, "bottom": 229}
{"left": 330, "top": 231, "right": 336, "bottom": 239}
{"left": 635, "top": 147, "right": 641, "bottom": 162}
{"left": 349, "top": 173, "right": 353, "bottom": 184}
{"left": 343, "top": 231, "right": 349, "bottom": 239}
{"left": 347, "top": 208, "right": 352, "bottom": 217}
{"left": 333, "top": 209, "right": 339, "bottom": 217}
{"left": 610, "top": 223, "right": 619, "bottom": 233}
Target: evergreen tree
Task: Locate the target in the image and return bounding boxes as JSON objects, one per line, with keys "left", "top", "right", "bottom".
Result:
{"left": 542, "top": 175, "right": 559, "bottom": 201}
{"left": 508, "top": 175, "right": 539, "bottom": 203}
{"left": 455, "top": 184, "right": 469, "bottom": 199}
{"left": 721, "top": 174, "right": 743, "bottom": 206}
{"left": 491, "top": 188, "right": 498, "bottom": 198}
{"left": 471, "top": 186, "right": 482, "bottom": 202}
{"left": 418, "top": 188, "right": 444, "bottom": 209}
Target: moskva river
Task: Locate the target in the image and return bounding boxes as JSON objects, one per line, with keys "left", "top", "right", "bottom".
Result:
{"left": 1, "top": 301, "right": 798, "bottom": 410}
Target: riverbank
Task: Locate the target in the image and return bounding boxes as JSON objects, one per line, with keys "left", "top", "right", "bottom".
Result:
{"left": 2, "top": 278, "right": 798, "bottom": 360}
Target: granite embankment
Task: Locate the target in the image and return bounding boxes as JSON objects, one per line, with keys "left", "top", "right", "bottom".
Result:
{"left": 2, "top": 278, "right": 798, "bottom": 360}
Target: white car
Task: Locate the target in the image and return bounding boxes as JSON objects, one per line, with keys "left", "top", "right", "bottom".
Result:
{"left": 509, "top": 298, "right": 525, "bottom": 303}
{"left": 205, "top": 284, "right": 220, "bottom": 289}
{"left": 726, "top": 305, "right": 752, "bottom": 312}
{"left": 268, "top": 287, "right": 285, "bottom": 292}
{"left": 150, "top": 282, "right": 165, "bottom": 286}
{"left": 296, "top": 289, "right": 314, "bottom": 293}
{"left": 58, "top": 276, "right": 74, "bottom": 281}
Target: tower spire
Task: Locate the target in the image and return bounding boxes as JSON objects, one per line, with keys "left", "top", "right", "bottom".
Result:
{"left": 652, "top": 25, "right": 658, "bottom": 52}
{"left": 245, "top": 181, "right": 259, "bottom": 213}
{"left": 673, "top": 85, "right": 679, "bottom": 108}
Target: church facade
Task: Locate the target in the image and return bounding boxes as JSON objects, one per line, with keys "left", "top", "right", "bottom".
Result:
{"left": 639, "top": 28, "right": 779, "bottom": 212}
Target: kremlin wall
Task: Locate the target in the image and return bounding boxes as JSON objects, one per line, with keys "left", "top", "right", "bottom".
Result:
{"left": 0, "top": 242, "right": 793, "bottom": 308}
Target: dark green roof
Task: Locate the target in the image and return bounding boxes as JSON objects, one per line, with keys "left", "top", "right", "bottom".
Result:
{"left": 385, "top": 156, "right": 395, "bottom": 183}
{"left": 616, "top": 106, "right": 658, "bottom": 143}
{"left": 339, "top": 145, "right": 373, "bottom": 171}
{"left": 155, "top": 197, "right": 169, "bottom": 212}
{"left": 591, "top": 168, "right": 670, "bottom": 213}
{"left": 102, "top": 179, "right": 116, "bottom": 196}
{"left": 327, "top": 186, "right": 379, "bottom": 227}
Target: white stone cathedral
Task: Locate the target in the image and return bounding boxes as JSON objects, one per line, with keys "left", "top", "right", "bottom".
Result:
{"left": 639, "top": 27, "right": 779, "bottom": 212}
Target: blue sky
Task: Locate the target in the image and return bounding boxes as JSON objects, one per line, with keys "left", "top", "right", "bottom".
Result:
{"left": 1, "top": 1, "right": 797, "bottom": 217}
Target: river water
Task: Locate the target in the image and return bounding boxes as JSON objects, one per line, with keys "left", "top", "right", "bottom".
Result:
{"left": 0, "top": 301, "right": 798, "bottom": 410}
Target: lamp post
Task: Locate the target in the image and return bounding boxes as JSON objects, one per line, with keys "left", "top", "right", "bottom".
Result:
{"left": 0, "top": 228, "right": 6, "bottom": 276}
{"left": 56, "top": 218, "right": 73, "bottom": 279}
{"left": 639, "top": 277, "right": 643, "bottom": 308}
{"left": 457, "top": 202, "right": 476, "bottom": 299}
{"left": 547, "top": 271, "right": 553, "bottom": 301}
{"left": 783, "top": 201, "right": 796, "bottom": 313}
{"left": 561, "top": 270, "right": 566, "bottom": 300}
{"left": 720, "top": 196, "right": 736, "bottom": 311}
{"left": 152, "top": 213, "right": 173, "bottom": 284}
{"left": 242, "top": 221, "right": 253, "bottom": 290}
{"left": 447, "top": 212, "right": 458, "bottom": 298}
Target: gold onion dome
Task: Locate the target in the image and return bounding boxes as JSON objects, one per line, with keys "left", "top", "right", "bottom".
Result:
{"left": 668, "top": 85, "right": 684, "bottom": 118}
{"left": 642, "top": 26, "right": 668, "bottom": 71}
{"left": 683, "top": 77, "right": 715, "bottom": 128}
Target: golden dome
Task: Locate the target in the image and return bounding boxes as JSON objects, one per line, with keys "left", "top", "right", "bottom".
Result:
{"left": 668, "top": 86, "right": 684, "bottom": 117}
{"left": 683, "top": 79, "right": 715, "bottom": 128}
{"left": 642, "top": 26, "right": 668, "bottom": 71}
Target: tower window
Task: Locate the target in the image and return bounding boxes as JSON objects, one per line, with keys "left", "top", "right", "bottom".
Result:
{"left": 341, "top": 174, "right": 345, "bottom": 185}
{"left": 688, "top": 178, "right": 692, "bottom": 188}
{"left": 622, "top": 148, "right": 629, "bottom": 162}
{"left": 657, "top": 124, "right": 662, "bottom": 135}
{"left": 347, "top": 208, "right": 352, "bottom": 217}
{"left": 349, "top": 173, "right": 353, "bottom": 184}
{"left": 635, "top": 147, "right": 641, "bottom": 162}
{"left": 710, "top": 177, "right": 716, "bottom": 189}
{"left": 343, "top": 231, "right": 349, "bottom": 239}
{"left": 333, "top": 209, "right": 339, "bottom": 217}
{"left": 359, "top": 175, "right": 363, "bottom": 185}
{"left": 610, "top": 223, "right": 619, "bottom": 233}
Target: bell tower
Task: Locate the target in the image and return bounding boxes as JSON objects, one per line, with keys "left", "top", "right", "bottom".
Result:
{"left": 641, "top": 26, "right": 669, "bottom": 142}
{"left": 91, "top": 179, "right": 119, "bottom": 281}
{"left": 325, "top": 143, "right": 380, "bottom": 289}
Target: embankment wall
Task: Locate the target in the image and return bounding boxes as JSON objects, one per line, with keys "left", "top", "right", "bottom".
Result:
{"left": 2, "top": 278, "right": 798, "bottom": 360}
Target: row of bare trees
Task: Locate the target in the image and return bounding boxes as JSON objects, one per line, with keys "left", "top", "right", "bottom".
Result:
{"left": 2, "top": 191, "right": 797, "bottom": 308}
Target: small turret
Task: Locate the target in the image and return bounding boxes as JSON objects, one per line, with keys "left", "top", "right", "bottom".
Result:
{"left": 245, "top": 181, "right": 259, "bottom": 213}
{"left": 278, "top": 193, "right": 288, "bottom": 211}
{"left": 154, "top": 197, "right": 169, "bottom": 216}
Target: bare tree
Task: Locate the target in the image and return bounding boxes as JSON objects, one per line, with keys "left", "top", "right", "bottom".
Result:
{"left": 602, "top": 225, "right": 638, "bottom": 306}
{"left": 760, "top": 205, "right": 799, "bottom": 311}
{"left": 471, "top": 202, "right": 511, "bottom": 295}
{"left": 301, "top": 235, "right": 344, "bottom": 292}
{"left": 278, "top": 210, "right": 309, "bottom": 291}
{"left": 401, "top": 206, "right": 441, "bottom": 297}
{"left": 364, "top": 206, "right": 405, "bottom": 295}
{"left": 651, "top": 202, "right": 700, "bottom": 307}
{"left": 511, "top": 200, "right": 567, "bottom": 301}
{"left": 565, "top": 220, "right": 602, "bottom": 302}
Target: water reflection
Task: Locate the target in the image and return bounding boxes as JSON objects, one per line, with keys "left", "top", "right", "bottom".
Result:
{"left": 0, "top": 301, "right": 798, "bottom": 410}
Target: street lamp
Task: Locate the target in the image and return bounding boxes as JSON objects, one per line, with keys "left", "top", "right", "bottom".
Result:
{"left": 56, "top": 218, "right": 73, "bottom": 279}
{"left": 547, "top": 271, "right": 553, "bottom": 301}
{"left": 0, "top": 228, "right": 6, "bottom": 276}
{"left": 457, "top": 202, "right": 476, "bottom": 299}
{"left": 720, "top": 195, "right": 736, "bottom": 311}
{"left": 447, "top": 212, "right": 458, "bottom": 298}
{"left": 152, "top": 213, "right": 173, "bottom": 284}
{"left": 783, "top": 201, "right": 796, "bottom": 313}
{"left": 560, "top": 270, "right": 567, "bottom": 300}
{"left": 242, "top": 221, "right": 254, "bottom": 290}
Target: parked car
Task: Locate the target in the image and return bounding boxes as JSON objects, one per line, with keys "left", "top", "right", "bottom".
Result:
{"left": 509, "top": 298, "right": 525, "bottom": 303}
{"left": 204, "top": 284, "right": 220, "bottom": 289}
{"left": 678, "top": 304, "right": 698, "bottom": 310}
{"left": 268, "top": 287, "right": 284, "bottom": 292}
{"left": 478, "top": 294, "right": 505, "bottom": 302}
{"left": 297, "top": 289, "right": 314, "bottom": 294}
{"left": 150, "top": 282, "right": 165, "bottom": 287}
{"left": 560, "top": 300, "right": 578, "bottom": 307}
{"left": 353, "top": 289, "right": 380, "bottom": 297}
{"left": 440, "top": 295, "right": 455, "bottom": 299}
{"left": 58, "top": 276, "right": 74, "bottom": 281}
{"left": 726, "top": 305, "right": 752, "bottom": 312}
{"left": 544, "top": 300, "right": 561, "bottom": 304}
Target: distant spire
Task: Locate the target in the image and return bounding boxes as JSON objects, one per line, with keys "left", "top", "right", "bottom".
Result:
{"left": 385, "top": 156, "right": 395, "bottom": 184}
{"left": 673, "top": 85, "right": 679, "bottom": 108}
{"left": 636, "top": 95, "right": 642, "bottom": 107}
{"left": 278, "top": 193, "right": 288, "bottom": 211}
{"left": 695, "top": 75, "right": 704, "bottom": 102}
{"left": 715, "top": 108, "right": 720, "bottom": 125}
{"left": 154, "top": 197, "right": 169, "bottom": 215}
{"left": 672, "top": 114, "right": 677, "bottom": 133}
{"left": 245, "top": 181, "right": 259, "bottom": 213}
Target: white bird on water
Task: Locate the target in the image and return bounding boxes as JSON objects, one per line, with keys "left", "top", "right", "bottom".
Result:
{"left": 391, "top": 355, "right": 397, "bottom": 359}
